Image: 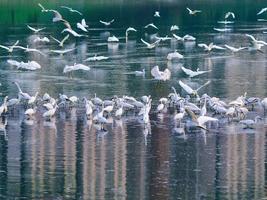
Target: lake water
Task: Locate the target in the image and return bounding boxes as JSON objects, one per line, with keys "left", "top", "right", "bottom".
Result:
{"left": 0, "top": 0, "right": 267, "bottom": 199}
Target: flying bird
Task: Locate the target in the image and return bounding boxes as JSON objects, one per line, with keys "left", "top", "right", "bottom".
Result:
{"left": 61, "top": 6, "right": 82, "bottom": 15}
{"left": 186, "top": 7, "right": 202, "bottom": 15}
{"left": 141, "top": 38, "right": 160, "bottom": 49}
{"left": 50, "top": 34, "right": 70, "bottom": 47}
{"left": 99, "top": 19, "right": 114, "bottom": 26}
{"left": 179, "top": 80, "right": 210, "bottom": 96}
{"left": 151, "top": 65, "right": 171, "bottom": 81}
{"left": 0, "top": 40, "right": 20, "bottom": 53}
{"left": 198, "top": 43, "right": 225, "bottom": 51}
{"left": 27, "top": 25, "right": 46, "bottom": 33}
{"left": 181, "top": 66, "right": 211, "bottom": 78}
{"left": 257, "top": 7, "right": 267, "bottom": 15}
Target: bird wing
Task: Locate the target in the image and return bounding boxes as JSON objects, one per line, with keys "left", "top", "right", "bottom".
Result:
{"left": 73, "top": 9, "right": 82, "bottom": 15}
{"left": 179, "top": 80, "right": 194, "bottom": 94}
{"left": 151, "top": 65, "right": 161, "bottom": 78}
{"left": 224, "top": 44, "right": 235, "bottom": 51}
{"left": 196, "top": 81, "right": 211, "bottom": 92}
{"left": 163, "top": 68, "right": 171, "bottom": 80}
{"left": 74, "top": 64, "right": 90, "bottom": 71}
{"left": 172, "top": 33, "right": 183, "bottom": 40}
{"left": 63, "top": 65, "right": 73, "bottom": 73}
{"left": 0, "top": 45, "right": 10, "bottom": 51}
{"left": 77, "top": 23, "right": 88, "bottom": 32}
{"left": 27, "top": 25, "right": 37, "bottom": 32}
{"left": 198, "top": 43, "right": 208, "bottom": 49}
{"left": 186, "top": 7, "right": 192, "bottom": 13}
{"left": 152, "top": 39, "right": 161, "bottom": 45}
{"left": 29, "top": 61, "right": 41, "bottom": 69}
{"left": 197, "top": 116, "right": 218, "bottom": 126}
{"left": 212, "top": 45, "right": 225, "bottom": 50}
{"left": 246, "top": 34, "right": 256, "bottom": 41}
{"left": 181, "top": 66, "right": 193, "bottom": 76}
{"left": 61, "top": 34, "right": 70, "bottom": 45}
{"left": 257, "top": 7, "right": 267, "bottom": 15}
{"left": 108, "top": 19, "right": 114, "bottom": 24}
{"left": 141, "top": 38, "right": 150, "bottom": 46}
{"left": 81, "top": 19, "right": 87, "bottom": 27}
{"left": 50, "top": 36, "right": 61, "bottom": 44}
{"left": 61, "top": 6, "right": 71, "bottom": 11}
{"left": 126, "top": 27, "right": 137, "bottom": 32}
{"left": 38, "top": 3, "right": 46, "bottom": 11}
{"left": 7, "top": 59, "right": 20, "bottom": 67}
{"left": 225, "top": 12, "right": 235, "bottom": 19}
{"left": 49, "top": 9, "right": 63, "bottom": 22}
{"left": 61, "top": 19, "right": 72, "bottom": 30}
{"left": 99, "top": 20, "right": 107, "bottom": 25}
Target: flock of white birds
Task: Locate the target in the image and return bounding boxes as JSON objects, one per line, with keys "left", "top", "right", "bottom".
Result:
{"left": 0, "top": 3, "right": 267, "bottom": 138}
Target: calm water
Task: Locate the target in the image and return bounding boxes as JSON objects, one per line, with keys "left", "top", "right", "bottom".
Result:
{"left": 0, "top": 0, "right": 267, "bottom": 199}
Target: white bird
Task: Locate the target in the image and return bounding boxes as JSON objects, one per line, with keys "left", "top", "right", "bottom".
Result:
{"left": 43, "top": 105, "right": 58, "bottom": 119}
{"left": 126, "top": 27, "right": 137, "bottom": 42}
{"left": 257, "top": 7, "right": 267, "bottom": 15}
{"left": 246, "top": 34, "right": 267, "bottom": 45}
{"left": 61, "top": 6, "right": 82, "bottom": 15}
{"left": 213, "top": 28, "right": 232, "bottom": 32}
{"left": 50, "top": 48, "right": 75, "bottom": 55}
{"left": 99, "top": 19, "right": 114, "bottom": 26}
{"left": 33, "top": 36, "right": 50, "bottom": 43}
{"left": 224, "top": 45, "right": 246, "bottom": 53}
{"left": 50, "top": 34, "right": 70, "bottom": 47}
{"left": 13, "top": 82, "right": 31, "bottom": 100}
{"left": 15, "top": 45, "right": 46, "bottom": 56}
{"left": 25, "top": 108, "right": 36, "bottom": 118}
{"left": 8, "top": 59, "right": 41, "bottom": 71}
{"left": 151, "top": 65, "right": 171, "bottom": 81}
{"left": 38, "top": 3, "right": 49, "bottom": 12}
{"left": 81, "top": 19, "right": 88, "bottom": 28}
{"left": 107, "top": 35, "right": 119, "bottom": 42}
{"left": 246, "top": 34, "right": 267, "bottom": 52}
{"left": 115, "top": 107, "right": 124, "bottom": 118}
{"left": 144, "top": 23, "right": 159, "bottom": 30}
{"left": 157, "top": 99, "right": 166, "bottom": 113}
{"left": 181, "top": 66, "right": 211, "bottom": 78}
{"left": 28, "top": 92, "right": 39, "bottom": 105}
{"left": 217, "top": 20, "right": 234, "bottom": 24}
{"left": 186, "top": 7, "right": 202, "bottom": 15}
{"left": 0, "top": 40, "right": 20, "bottom": 53}
{"left": 167, "top": 50, "right": 184, "bottom": 60}
{"left": 48, "top": 9, "right": 64, "bottom": 22}
{"left": 141, "top": 38, "right": 160, "bottom": 49}
{"left": 155, "top": 35, "right": 172, "bottom": 42}
{"left": 63, "top": 63, "right": 90, "bottom": 73}
{"left": 173, "top": 34, "right": 196, "bottom": 41}
{"left": 174, "top": 110, "right": 185, "bottom": 122}
{"left": 185, "top": 107, "right": 218, "bottom": 130}
{"left": 225, "top": 12, "right": 235, "bottom": 19}
{"left": 7, "top": 98, "right": 20, "bottom": 107}
{"left": 43, "top": 103, "right": 54, "bottom": 111}
{"left": 170, "top": 25, "right": 179, "bottom": 31}
{"left": 61, "top": 28, "right": 86, "bottom": 37}
{"left": 154, "top": 11, "right": 160, "bottom": 17}
{"left": 84, "top": 54, "right": 109, "bottom": 61}
{"left": 198, "top": 43, "right": 225, "bottom": 51}
{"left": 0, "top": 96, "right": 8, "bottom": 116}
{"left": 135, "top": 69, "right": 145, "bottom": 76}
{"left": 27, "top": 25, "right": 46, "bottom": 33}
{"left": 77, "top": 19, "right": 88, "bottom": 32}
{"left": 179, "top": 80, "right": 210, "bottom": 96}
{"left": 240, "top": 116, "right": 262, "bottom": 129}
{"left": 69, "top": 96, "right": 79, "bottom": 103}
